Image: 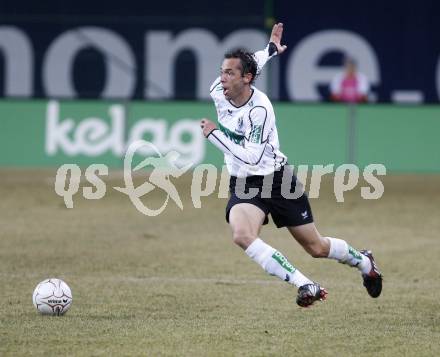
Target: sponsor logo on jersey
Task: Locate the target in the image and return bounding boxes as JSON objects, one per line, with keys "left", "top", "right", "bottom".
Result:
{"left": 249, "top": 124, "right": 262, "bottom": 143}
{"left": 219, "top": 123, "right": 244, "bottom": 145}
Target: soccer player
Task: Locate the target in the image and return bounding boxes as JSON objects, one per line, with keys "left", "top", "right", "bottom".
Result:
{"left": 200, "top": 23, "right": 382, "bottom": 307}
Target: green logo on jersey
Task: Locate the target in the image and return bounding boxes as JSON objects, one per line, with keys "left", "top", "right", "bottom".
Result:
{"left": 272, "top": 251, "right": 296, "bottom": 273}
{"left": 219, "top": 123, "right": 244, "bottom": 145}
{"left": 249, "top": 125, "right": 263, "bottom": 143}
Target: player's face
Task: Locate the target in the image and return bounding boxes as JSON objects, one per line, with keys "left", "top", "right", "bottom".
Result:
{"left": 220, "top": 58, "right": 249, "bottom": 101}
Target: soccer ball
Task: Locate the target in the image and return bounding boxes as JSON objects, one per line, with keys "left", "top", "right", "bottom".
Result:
{"left": 32, "top": 278, "right": 73, "bottom": 315}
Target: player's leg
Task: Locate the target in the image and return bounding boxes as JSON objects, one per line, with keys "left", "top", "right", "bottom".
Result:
{"left": 287, "top": 222, "right": 370, "bottom": 271}
{"left": 275, "top": 165, "right": 376, "bottom": 275}
{"left": 229, "top": 203, "right": 327, "bottom": 305}
{"left": 228, "top": 203, "right": 265, "bottom": 249}
{"left": 287, "top": 223, "right": 382, "bottom": 297}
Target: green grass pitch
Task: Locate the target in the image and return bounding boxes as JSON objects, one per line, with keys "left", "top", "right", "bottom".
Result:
{"left": 0, "top": 169, "right": 439, "bottom": 356}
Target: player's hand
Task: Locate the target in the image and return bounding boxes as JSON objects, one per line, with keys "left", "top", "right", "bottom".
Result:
{"left": 270, "top": 23, "right": 287, "bottom": 55}
{"left": 200, "top": 118, "right": 217, "bottom": 137}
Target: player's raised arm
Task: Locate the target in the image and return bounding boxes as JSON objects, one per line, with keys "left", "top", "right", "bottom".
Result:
{"left": 253, "top": 22, "right": 287, "bottom": 74}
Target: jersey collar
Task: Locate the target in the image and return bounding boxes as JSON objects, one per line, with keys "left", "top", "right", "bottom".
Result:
{"left": 228, "top": 88, "right": 255, "bottom": 108}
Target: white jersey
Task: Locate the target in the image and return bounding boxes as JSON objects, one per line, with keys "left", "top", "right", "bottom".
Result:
{"left": 207, "top": 45, "right": 287, "bottom": 178}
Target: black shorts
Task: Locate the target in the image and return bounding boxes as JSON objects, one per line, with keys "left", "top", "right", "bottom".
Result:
{"left": 225, "top": 165, "right": 314, "bottom": 228}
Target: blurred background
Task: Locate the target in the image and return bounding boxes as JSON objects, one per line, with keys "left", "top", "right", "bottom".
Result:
{"left": 0, "top": 0, "right": 439, "bottom": 171}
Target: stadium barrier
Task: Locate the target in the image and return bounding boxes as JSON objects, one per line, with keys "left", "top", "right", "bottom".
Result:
{"left": 0, "top": 100, "right": 439, "bottom": 172}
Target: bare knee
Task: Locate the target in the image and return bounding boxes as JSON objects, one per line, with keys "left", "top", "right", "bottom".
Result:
{"left": 288, "top": 223, "right": 330, "bottom": 258}
{"left": 232, "top": 229, "right": 256, "bottom": 250}
{"left": 309, "top": 246, "right": 327, "bottom": 258}
{"left": 305, "top": 239, "right": 330, "bottom": 258}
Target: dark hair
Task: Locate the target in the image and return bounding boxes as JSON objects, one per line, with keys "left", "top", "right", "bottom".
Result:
{"left": 224, "top": 49, "right": 258, "bottom": 84}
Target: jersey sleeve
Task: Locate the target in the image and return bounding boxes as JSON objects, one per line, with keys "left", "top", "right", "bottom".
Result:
{"left": 246, "top": 106, "right": 270, "bottom": 144}
{"left": 206, "top": 106, "right": 269, "bottom": 166}
{"left": 253, "top": 42, "right": 278, "bottom": 75}
{"left": 209, "top": 76, "right": 222, "bottom": 99}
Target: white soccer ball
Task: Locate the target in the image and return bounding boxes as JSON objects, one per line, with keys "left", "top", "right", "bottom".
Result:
{"left": 32, "top": 278, "right": 73, "bottom": 315}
